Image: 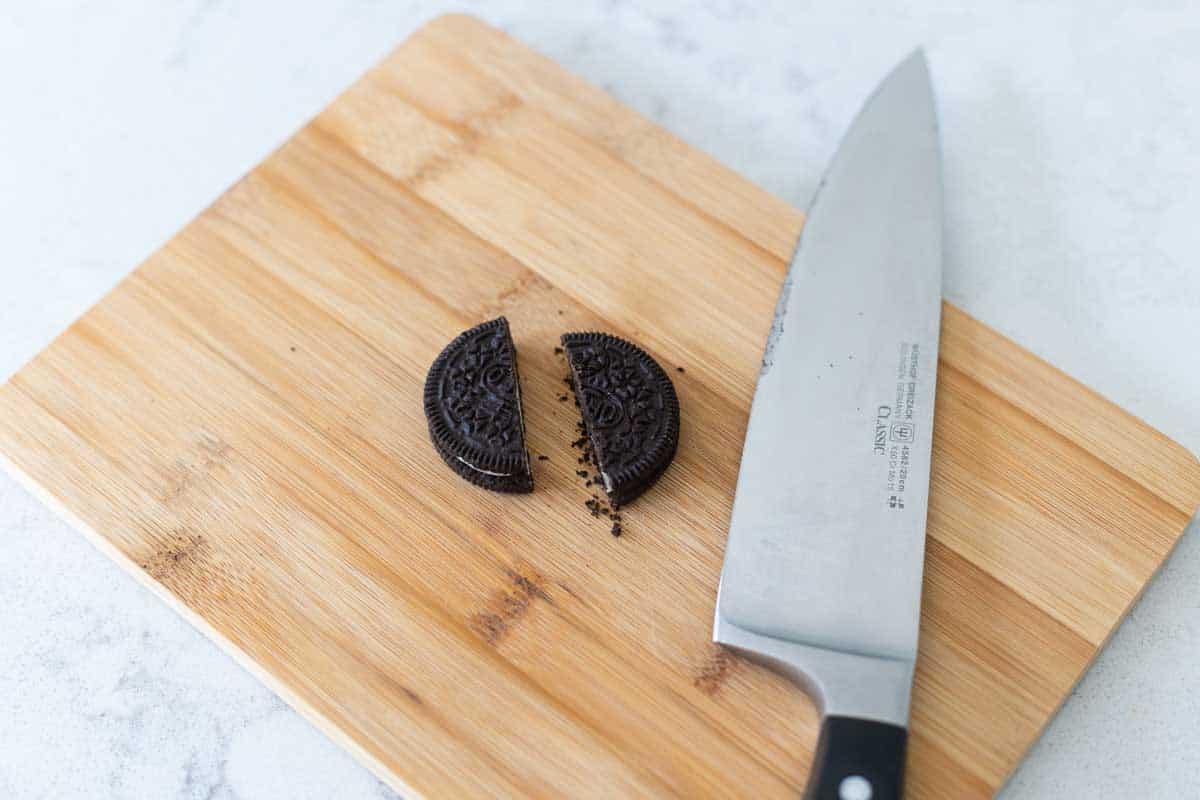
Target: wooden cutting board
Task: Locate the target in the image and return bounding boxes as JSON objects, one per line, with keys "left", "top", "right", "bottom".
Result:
{"left": 2, "top": 14, "right": 1197, "bottom": 798}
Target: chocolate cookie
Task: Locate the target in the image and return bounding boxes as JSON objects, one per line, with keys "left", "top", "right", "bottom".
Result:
{"left": 561, "top": 332, "right": 679, "bottom": 506}
{"left": 424, "top": 317, "right": 533, "bottom": 493}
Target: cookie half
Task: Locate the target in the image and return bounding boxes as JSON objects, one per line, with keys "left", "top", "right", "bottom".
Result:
{"left": 424, "top": 317, "right": 533, "bottom": 493}
{"left": 561, "top": 332, "right": 679, "bottom": 506}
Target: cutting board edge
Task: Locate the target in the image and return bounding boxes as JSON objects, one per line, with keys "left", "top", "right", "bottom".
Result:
{"left": 0, "top": 442, "right": 421, "bottom": 800}
{"left": 937, "top": 319, "right": 1200, "bottom": 518}
{"left": 992, "top": 506, "right": 1200, "bottom": 795}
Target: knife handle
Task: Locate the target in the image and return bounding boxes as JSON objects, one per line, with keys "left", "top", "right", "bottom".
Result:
{"left": 803, "top": 716, "right": 907, "bottom": 800}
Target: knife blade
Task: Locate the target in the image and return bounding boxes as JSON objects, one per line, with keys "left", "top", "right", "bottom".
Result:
{"left": 714, "top": 51, "right": 942, "bottom": 800}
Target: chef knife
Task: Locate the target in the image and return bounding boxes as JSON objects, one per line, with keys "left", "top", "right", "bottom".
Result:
{"left": 713, "top": 51, "right": 942, "bottom": 800}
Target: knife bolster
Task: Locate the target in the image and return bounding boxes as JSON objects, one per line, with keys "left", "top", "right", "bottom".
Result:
{"left": 713, "top": 613, "right": 914, "bottom": 725}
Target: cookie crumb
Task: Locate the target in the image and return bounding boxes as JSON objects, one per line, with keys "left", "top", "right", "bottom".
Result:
{"left": 537, "top": 455, "right": 549, "bottom": 461}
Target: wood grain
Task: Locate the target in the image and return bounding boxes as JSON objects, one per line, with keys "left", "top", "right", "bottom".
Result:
{"left": 1, "top": 14, "right": 1197, "bottom": 798}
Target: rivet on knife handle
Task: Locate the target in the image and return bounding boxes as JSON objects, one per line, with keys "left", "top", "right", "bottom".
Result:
{"left": 805, "top": 716, "right": 907, "bottom": 800}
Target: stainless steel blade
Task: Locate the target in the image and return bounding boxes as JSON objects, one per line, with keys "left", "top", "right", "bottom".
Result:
{"left": 715, "top": 51, "right": 942, "bottom": 727}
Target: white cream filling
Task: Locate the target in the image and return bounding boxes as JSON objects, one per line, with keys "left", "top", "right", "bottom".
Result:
{"left": 455, "top": 455, "right": 511, "bottom": 478}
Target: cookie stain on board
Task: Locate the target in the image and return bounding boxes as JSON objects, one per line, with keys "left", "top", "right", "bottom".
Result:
{"left": 482, "top": 269, "right": 553, "bottom": 320}
{"left": 505, "top": 568, "right": 551, "bottom": 604}
{"left": 159, "top": 434, "right": 232, "bottom": 507}
{"left": 693, "top": 646, "right": 739, "bottom": 696}
{"left": 471, "top": 612, "right": 508, "bottom": 645}
{"left": 469, "top": 566, "right": 552, "bottom": 646}
{"left": 495, "top": 270, "right": 544, "bottom": 304}
{"left": 140, "top": 529, "right": 210, "bottom": 583}
{"left": 554, "top": 580, "right": 581, "bottom": 603}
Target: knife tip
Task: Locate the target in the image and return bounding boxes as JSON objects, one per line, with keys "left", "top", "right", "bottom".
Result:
{"left": 895, "top": 47, "right": 929, "bottom": 76}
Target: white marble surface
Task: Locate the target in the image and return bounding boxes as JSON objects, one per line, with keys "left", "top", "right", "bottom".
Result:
{"left": 1, "top": 1, "right": 1198, "bottom": 797}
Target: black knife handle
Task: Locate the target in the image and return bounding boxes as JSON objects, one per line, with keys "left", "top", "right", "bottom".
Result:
{"left": 803, "top": 716, "right": 907, "bottom": 800}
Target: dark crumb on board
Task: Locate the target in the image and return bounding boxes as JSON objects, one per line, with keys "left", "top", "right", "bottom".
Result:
{"left": 537, "top": 455, "right": 549, "bottom": 461}
{"left": 576, "top": 470, "right": 589, "bottom": 479}
{"left": 570, "top": 436, "right": 588, "bottom": 449}
{"left": 290, "top": 346, "right": 296, "bottom": 352}
{"left": 558, "top": 395, "right": 569, "bottom": 402}
{"left": 611, "top": 522, "right": 622, "bottom": 537}
{"left": 676, "top": 366, "right": 684, "bottom": 373}
{"left": 554, "top": 346, "right": 564, "bottom": 355}
{"left": 558, "top": 309, "right": 564, "bottom": 315}
{"left": 584, "top": 496, "right": 618, "bottom": 520}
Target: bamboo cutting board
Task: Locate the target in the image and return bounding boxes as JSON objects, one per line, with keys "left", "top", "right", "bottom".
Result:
{"left": 1, "top": 14, "right": 1198, "bottom": 798}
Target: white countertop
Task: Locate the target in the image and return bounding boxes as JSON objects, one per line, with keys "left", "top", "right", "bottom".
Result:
{"left": 2, "top": 2, "right": 1198, "bottom": 797}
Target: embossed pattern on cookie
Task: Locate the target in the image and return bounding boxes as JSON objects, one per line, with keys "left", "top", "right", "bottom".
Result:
{"left": 561, "top": 332, "right": 680, "bottom": 506}
{"left": 424, "top": 317, "right": 533, "bottom": 493}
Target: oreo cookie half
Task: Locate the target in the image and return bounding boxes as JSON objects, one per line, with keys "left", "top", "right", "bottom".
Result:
{"left": 561, "top": 332, "right": 679, "bottom": 506}
{"left": 424, "top": 317, "right": 533, "bottom": 493}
